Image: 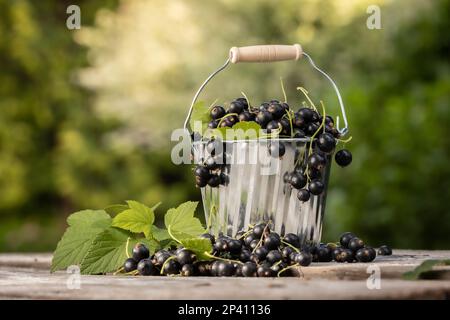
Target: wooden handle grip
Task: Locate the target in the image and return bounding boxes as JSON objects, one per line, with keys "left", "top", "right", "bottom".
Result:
{"left": 229, "top": 44, "right": 302, "bottom": 63}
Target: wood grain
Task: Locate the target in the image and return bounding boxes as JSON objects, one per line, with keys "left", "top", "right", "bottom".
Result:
{"left": 0, "top": 250, "right": 449, "bottom": 299}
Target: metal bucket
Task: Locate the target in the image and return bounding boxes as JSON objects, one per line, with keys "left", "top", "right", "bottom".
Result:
{"left": 192, "top": 139, "right": 330, "bottom": 244}
{"left": 184, "top": 45, "right": 349, "bottom": 246}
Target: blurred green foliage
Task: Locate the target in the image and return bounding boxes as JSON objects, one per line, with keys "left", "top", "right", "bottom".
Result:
{"left": 0, "top": 0, "right": 448, "bottom": 251}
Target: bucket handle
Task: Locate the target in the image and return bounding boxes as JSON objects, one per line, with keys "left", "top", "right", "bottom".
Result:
{"left": 183, "top": 44, "right": 349, "bottom": 136}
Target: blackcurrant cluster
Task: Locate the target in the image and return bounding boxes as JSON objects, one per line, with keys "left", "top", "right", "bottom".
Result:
{"left": 122, "top": 227, "right": 392, "bottom": 277}
{"left": 193, "top": 97, "right": 353, "bottom": 190}
{"left": 193, "top": 139, "right": 230, "bottom": 188}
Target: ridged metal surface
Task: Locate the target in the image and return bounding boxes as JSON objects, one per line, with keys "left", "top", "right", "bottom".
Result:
{"left": 194, "top": 140, "right": 329, "bottom": 246}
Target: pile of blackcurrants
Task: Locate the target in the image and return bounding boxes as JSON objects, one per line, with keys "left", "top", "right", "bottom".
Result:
{"left": 122, "top": 223, "right": 392, "bottom": 277}
{"left": 193, "top": 97, "right": 353, "bottom": 203}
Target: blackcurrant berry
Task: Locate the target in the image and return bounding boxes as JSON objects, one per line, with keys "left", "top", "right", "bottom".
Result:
{"left": 252, "top": 223, "right": 267, "bottom": 238}
{"left": 355, "top": 247, "right": 376, "bottom": 262}
{"left": 235, "top": 97, "right": 249, "bottom": 108}
{"left": 317, "top": 133, "right": 336, "bottom": 153}
{"left": 378, "top": 245, "right": 392, "bottom": 256}
{"left": 137, "top": 259, "right": 158, "bottom": 276}
{"left": 305, "top": 122, "right": 319, "bottom": 135}
{"left": 195, "top": 175, "right": 208, "bottom": 188}
{"left": 335, "top": 249, "right": 354, "bottom": 263}
{"left": 264, "top": 233, "right": 281, "bottom": 250}
{"left": 308, "top": 180, "right": 325, "bottom": 195}
{"left": 308, "top": 168, "right": 322, "bottom": 180}
{"left": 206, "top": 139, "right": 224, "bottom": 156}
{"left": 204, "top": 157, "right": 219, "bottom": 170}
{"left": 155, "top": 251, "right": 172, "bottom": 266}
{"left": 194, "top": 261, "right": 211, "bottom": 276}
{"left": 228, "top": 101, "right": 245, "bottom": 114}
{"left": 294, "top": 251, "right": 312, "bottom": 266}
{"left": 210, "top": 106, "right": 226, "bottom": 120}
{"left": 283, "top": 171, "right": 293, "bottom": 183}
{"left": 339, "top": 232, "right": 356, "bottom": 248}
{"left": 228, "top": 239, "right": 242, "bottom": 254}
{"left": 311, "top": 110, "right": 320, "bottom": 122}
{"left": 207, "top": 174, "right": 221, "bottom": 187}
{"left": 241, "top": 262, "right": 257, "bottom": 277}
{"left": 267, "top": 103, "right": 285, "bottom": 119}
{"left": 283, "top": 233, "right": 300, "bottom": 248}
{"left": 244, "top": 234, "right": 257, "bottom": 246}
{"left": 214, "top": 238, "right": 229, "bottom": 252}
{"left": 176, "top": 249, "right": 195, "bottom": 265}
{"left": 335, "top": 149, "right": 352, "bottom": 167}
{"left": 124, "top": 258, "right": 138, "bottom": 272}
{"left": 208, "top": 120, "right": 219, "bottom": 129}
{"left": 257, "top": 264, "right": 276, "bottom": 277}
{"left": 210, "top": 260, "right": 221, "bottom": 276}
{"left": 239, "top": 249, "right": 252, "bottom": 262}
{"left": 297, "top": 189, "right": 310, "bottom": 202}
{"left": 200, "top": 233, "right": 215, "bottom": 245}
{"left": 249, "top": 239, "right": 259, "bottom": 250}
{"left": 293, "top": 128, "right": 306, "bottom": 139}
{"left": 219, "top": 173, "right": 229, "bottom": 186}
{"left": 293, "top": 113, "right": 306, "bottom": 129}
{"left": 132, "top": 243, "right": 150, "bottom": 261}
{"left": 194, "top": 166, "right": 210, "bottom": 179}
{"left": 219, "top": 119, "right": 232, "bottom": 128}
{"left": 162, "top": 259, "right": 181, "bottom": 275}
{"left": 238, "top": 111, "right": 255, "bottom": 122}
{"left": 332, "top": 247, "right": 343, "bottom": 261}
{"left": 266, "top": 250, "right": 282, "bottom": 264}
{"left": 217, "top": 261, "right": 236, "bottom": 277}
{"left": 290, "top": 172, "right": 307, "bottom": 189}
{"left": 308, "top": 153, "right": 327, "bottom": 170}
{"left": 298, "top": 108, "right": 314, "bottom": 122}
{"left": 259, "top": 102, "right": 269, "bottom": 111}
{"left": 265, "top": 120, "right": 281, "bottom": 133}
{"left": 254, "top": 246, "right": 268, "bottom": 261}
{"left": 256, "top": 111, "right": 273, "bottom": 127}
{"left": 180, "top": 264, "right": 195, "bottom": 276}
{"left": 317, "top": 246, "right": 333, "bottom": 262}
{"left": 268, "top": 142, "right": 286, "bottom": 158}
{"left": 281, "top": 246, "right": 294, "bottom": 261}
{"left": 348, "top": 237, "right": 365, "bottom": 252}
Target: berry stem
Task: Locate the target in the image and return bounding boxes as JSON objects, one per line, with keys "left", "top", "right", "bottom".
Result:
{"left": 113, "top": 266, "right": 125, "bottom": 275}
{"left": 336, "top": 136, "right": 353, "bottom": 144}
{"left": 208, "top": 98, "right": 219, "bottom": 111}
{"left": 217, "top": 113, "right": 239, "bottom": 128}
{"left": 286, "top": 109, "right": 294, "bottom": 137}
{"left": 277, "top": 263, "right": 300, "bottom": 277}
{"left": 241, "top": 91, "right": 256, "bottom": 112}
{"left": 297, "top": 87, "right": 318, "bottom": 112}
{"left": 125, "top": 237, "right": 131, "bottom": 258}
{"left": 305, "top": 100, "right": 327, "bottom": 181}
{"left": 203, "top": 252, "right": 243, "bottom": 265}
{"left": 280, "top": 240, "right": 300, "bottom": 253}
{"left": 125, "top": 270, "right": 139, "bottom": 276}
{"left": 167, "top": 225, "right": 182, "bottom": 244}
{"left": 252, "top": 222, "right": 271, "bottom": 253}
{"left": 280, "top": 77, "right": 287, "bottom": 103}
{"left": 160, "top": 255, "right": 176, "bottom": 275}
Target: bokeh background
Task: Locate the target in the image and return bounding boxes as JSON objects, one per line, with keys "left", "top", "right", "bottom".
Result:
{"left": 0, "top": 0, "right": 449, "bottom": 251}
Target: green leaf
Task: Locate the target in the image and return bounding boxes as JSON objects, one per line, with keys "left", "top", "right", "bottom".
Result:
{"left": 402, "top": 259, "right": 450, "bottom": 280}
{"left": 151, "top": 225, "right": 171, "bottom": 241}
{"left": 204, "top": 121, "right": 262, "bottom": 140}
{"left": 189, "top": 101, "right": 210, "bottom": 133}
{"left": 111, "top": 201, "right": 160, "bottom": 238}
{"left": 104, "top": 204, "right": 129, "bottom": 216}
{"left": 164, "top": 201, "right": 205, "bottom": 241}
{"left": 80, "top": 227, "right": 158, "bottom": 275}
{"left": 51, "top": 210, "right": 111, "bottom": 272}
{"left": 180, "top": 238, "right": 213, "bottom": 261}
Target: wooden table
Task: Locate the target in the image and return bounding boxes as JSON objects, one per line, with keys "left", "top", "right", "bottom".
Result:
{"left": 0, "top": 250, "right": 449, "bottom": 299}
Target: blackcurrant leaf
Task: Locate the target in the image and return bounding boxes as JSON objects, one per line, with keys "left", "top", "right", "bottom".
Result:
{"left": 402, "top": 259, "right": 450, "bottom": 280}
{"left": 80, "top": 227, "right": 158, "bottom": 275}
{"left": 151, "top": 225, "right": 171, "bottom": 241}
{"left": 164, "top": 201, "right": 205, "bottom": 241}
{"left": 180, "top": 238, "right": 213, "bottom": 261}
{"left": 112, "top": 201, "right": 160, "bottom": 238}
{"left": 51, "top": 210, "right": 112, "bottom": 272}
{"left": 104, "top": 204, "right": 129, "bottom": 216}
{"left": 189, "top": 101, "right": 210, "bottom": 134}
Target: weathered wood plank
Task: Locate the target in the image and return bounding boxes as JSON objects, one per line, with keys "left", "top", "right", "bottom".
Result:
{"left": 0, "top": 250, "right": 449, "bottom": 299}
